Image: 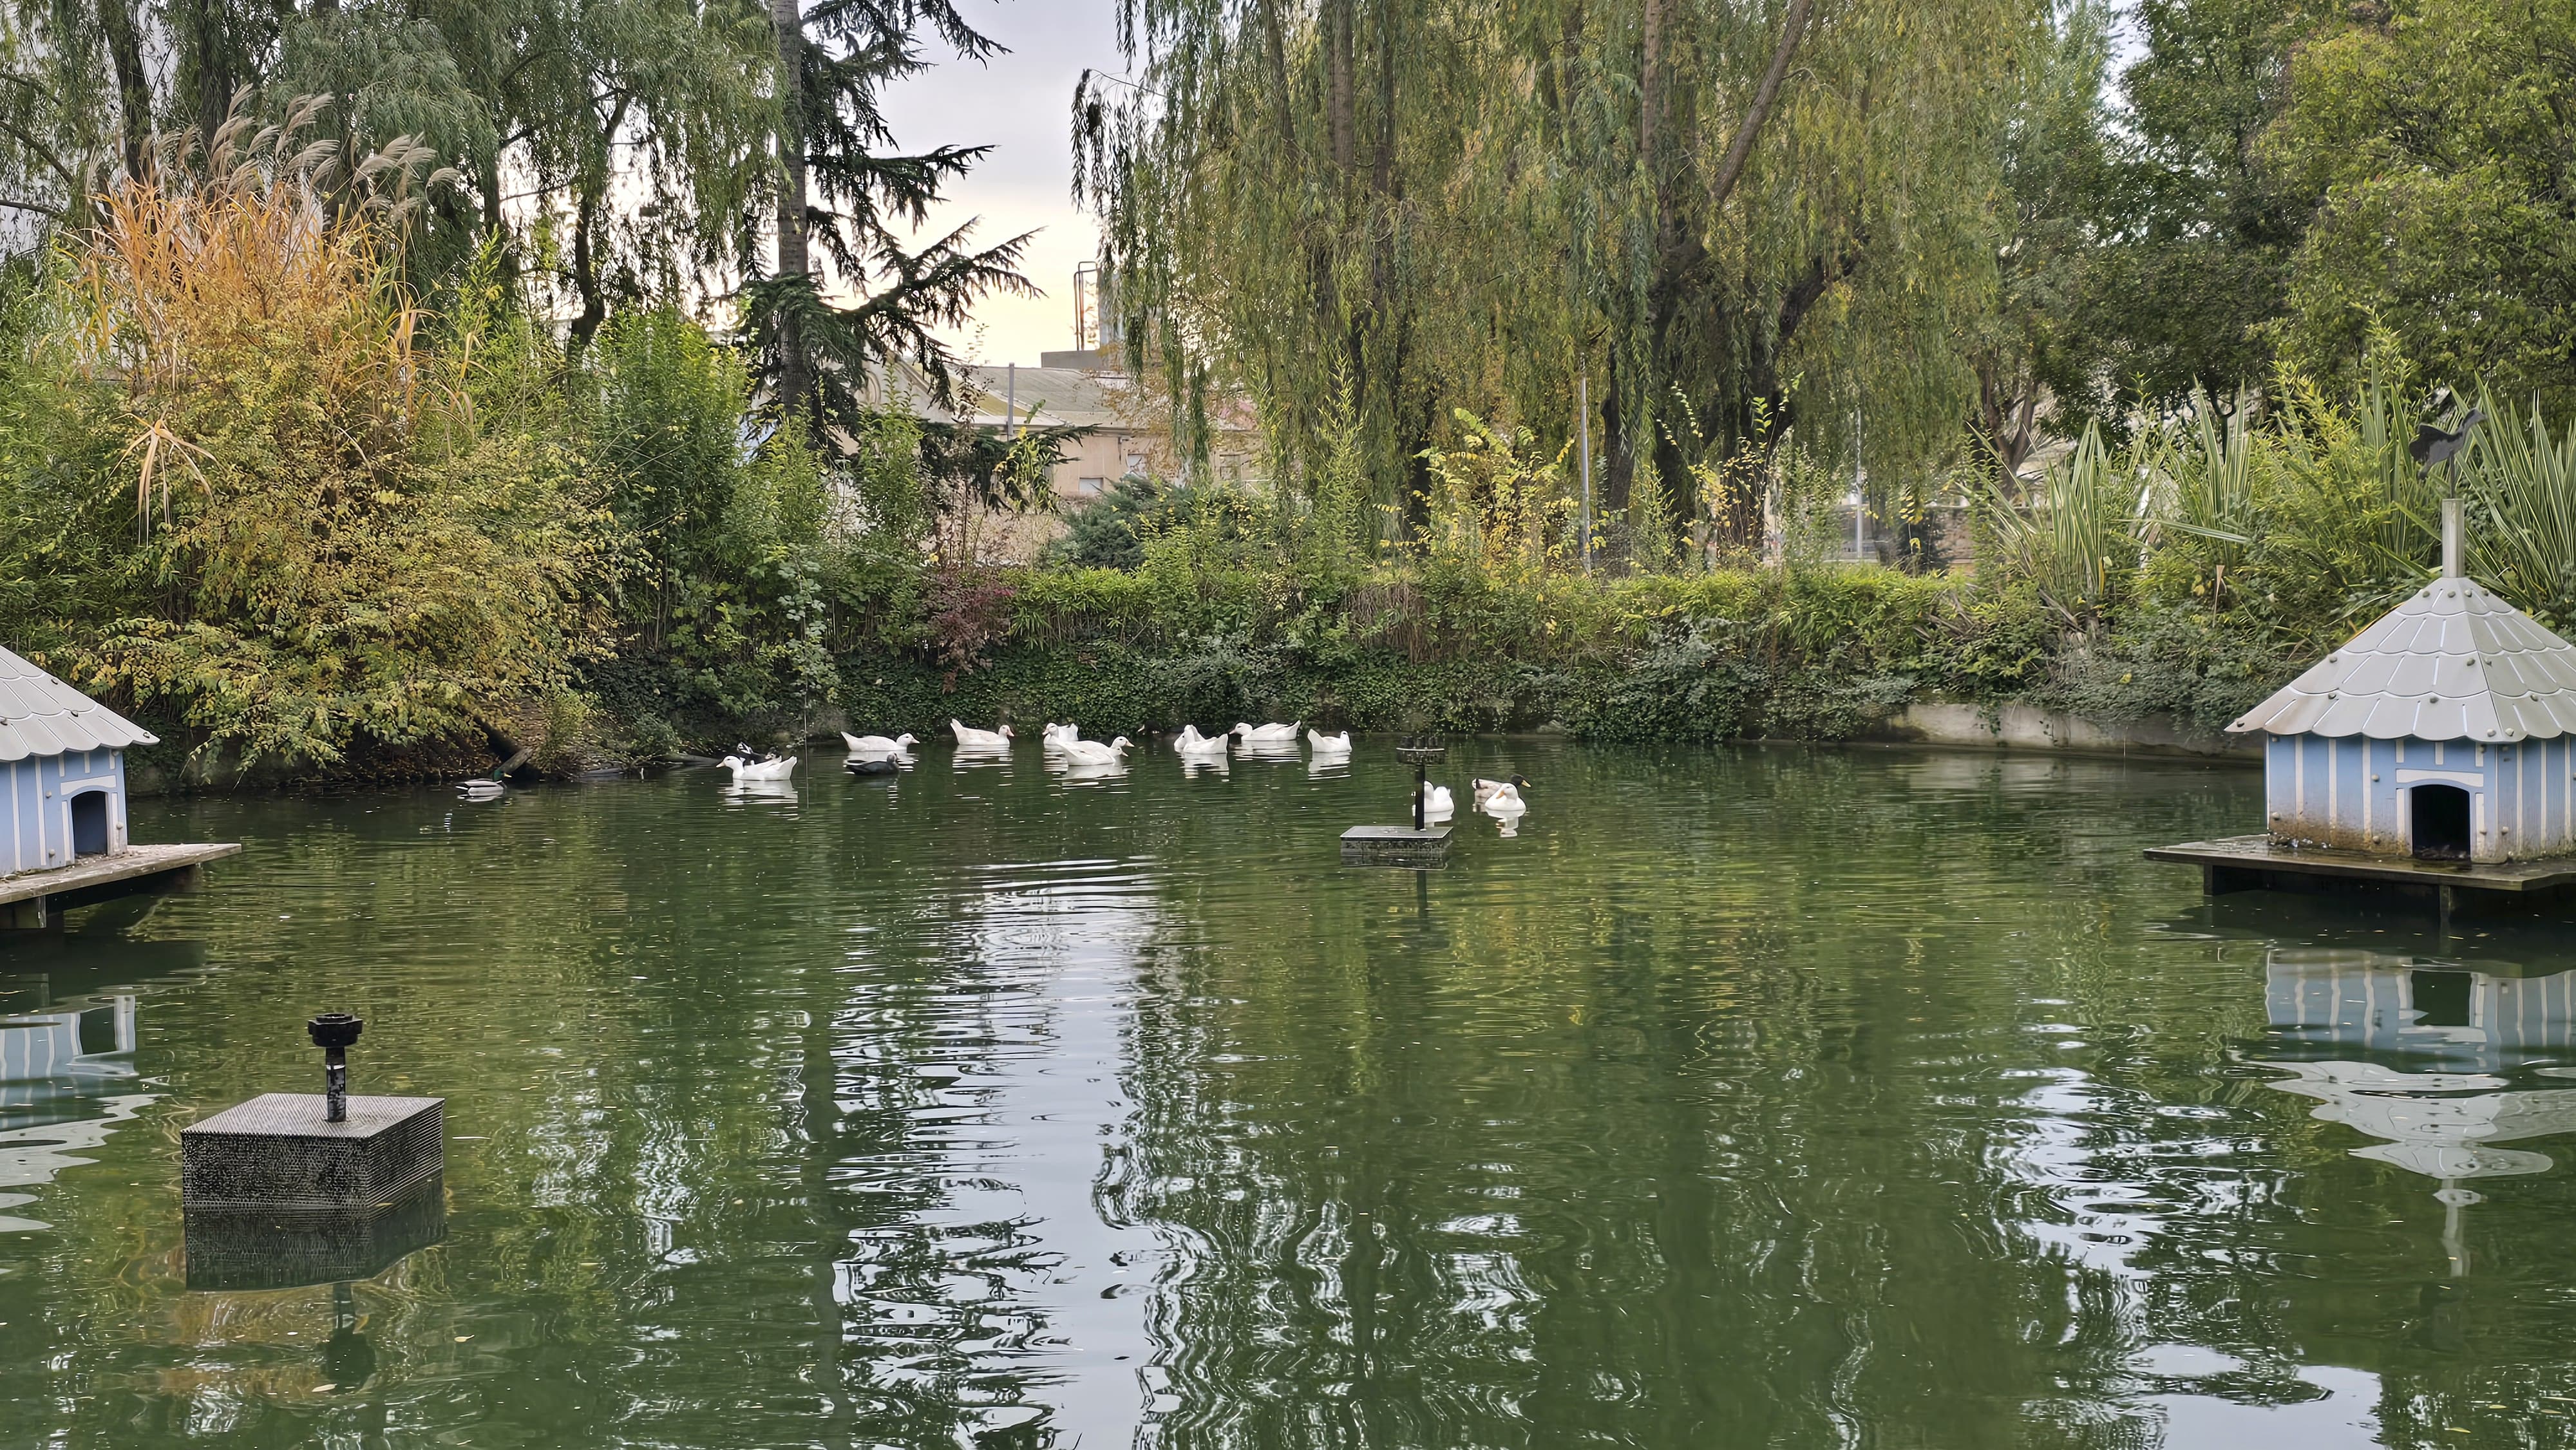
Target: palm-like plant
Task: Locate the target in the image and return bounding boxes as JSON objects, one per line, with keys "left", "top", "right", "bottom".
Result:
{"left": 1978, "top": 420, "right": 2145, "bottom": 620}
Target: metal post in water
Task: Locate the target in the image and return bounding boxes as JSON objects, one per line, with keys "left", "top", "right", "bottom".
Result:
{"left": 307, "top": 1013, "right": 364, "bottom": 1123}
{"left": 1578, "top": 375, "right": 1593, "bottom": 576}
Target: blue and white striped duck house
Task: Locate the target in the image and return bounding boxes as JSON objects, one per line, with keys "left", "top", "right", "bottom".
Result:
{"left": 2229, "top": 500, "right": 2576, "bottom": 863}
{"left": 1, "top": 646, "right": 157, "bottom": 878}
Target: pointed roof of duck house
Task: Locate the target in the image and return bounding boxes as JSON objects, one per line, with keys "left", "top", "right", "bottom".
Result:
{"left": 2228, "top": 574, "right": 2576, "bottom": 742}
{"left": 0, "top": 646, "right": 156, "bottom": 761}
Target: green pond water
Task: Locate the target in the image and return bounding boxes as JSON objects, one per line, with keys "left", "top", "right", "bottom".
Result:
{"left": 7, "top": 740, "right": 2576, "bottom": 1449}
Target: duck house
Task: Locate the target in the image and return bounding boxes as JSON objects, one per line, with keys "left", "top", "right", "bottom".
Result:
{"left": 1, "top": 645, "right": 154, "bottom": 876}
{"left": 1, "top": 645, "right": 236, "bottom": 930}
{"left": 2150, "top": 500, "right": 2576, "bottom": 907}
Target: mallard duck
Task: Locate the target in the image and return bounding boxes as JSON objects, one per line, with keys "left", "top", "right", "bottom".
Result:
{"left": 1307, "top": 728, "right": 1352, "bottom": 754}
{"left": 1059, "top": 735, "right": 1133, "bottom": 767}
{"left": 721, "top": 753, "right": 798, "bottom": 781}
{"left": 1472, "top": 775, "right": 1531, "bottom": 810}
{"left": 842, "top": 731, "right": 918, "bottom": 754}
{"left": 456, "top": 778, "right": 505, "bottom": 800}
{"left": 951, "top": 720, "right": 1014, "bottom": 749}
{"left": 1233, "top": 720, "right": 1300, "bottom": 744}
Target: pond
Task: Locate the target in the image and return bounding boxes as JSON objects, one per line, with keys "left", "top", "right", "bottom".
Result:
{"left": 5, "top": 739, "right": 2575, "bottom": 1449}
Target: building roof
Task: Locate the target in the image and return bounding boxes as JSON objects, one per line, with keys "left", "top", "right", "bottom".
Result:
{"left": 873, "top": 360, "right": 1258, "bottom": 438}
{"left": 2229, "top": 574, "right": 2576, "bottom": 741}
{"left": 0, "top": 646, "right": 156, "bottom": 760}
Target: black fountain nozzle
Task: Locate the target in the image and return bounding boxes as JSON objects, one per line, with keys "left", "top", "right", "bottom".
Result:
{"left": 307, "top": 1013, "right": 363, "bottom": 1123}
{"left": 1393, "top": 735, "right": 1448, "bottom": 830}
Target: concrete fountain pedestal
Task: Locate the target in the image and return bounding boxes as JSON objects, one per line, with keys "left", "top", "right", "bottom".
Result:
{"left": 1341, "top": 739, "right": 1455, "bottom": 866}
{"left": 181, "top": 1093, "right": 445, "bottom": 1212}
{"left": 178, "top": 1013, "right": 447, "bottom": 1289}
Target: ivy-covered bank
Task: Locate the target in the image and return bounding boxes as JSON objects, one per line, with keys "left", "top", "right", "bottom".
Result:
{"left": 821, "top": 565, "right": 2309, "bottom": 751}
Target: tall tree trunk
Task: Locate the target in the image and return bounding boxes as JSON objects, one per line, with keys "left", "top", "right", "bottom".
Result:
{"left": 182, "top": 0, "right": 233, "bottom": 150}
{"left": 1640, "top": 0, "right": 1672, "bottom": 182}
{"left": 1370, "top": 0, "right": 1396, "bottom": 198}
{"left": 1327, "top": 0, "right": 1355, "bottom": 174}
{"left": 571, "top": 97, "right": 631, "bottom": 350}
{"left": 1707, "top": 0, "right": 1814, "bottom": 214}
{"left": 97, "top": 0, "right": 151, "bottom": 182}
{"left": 1263, "top": 0, "right": 1294, "bottom": 150}
{"left": 772, "top": 0, "right": 813, "bottom": 422}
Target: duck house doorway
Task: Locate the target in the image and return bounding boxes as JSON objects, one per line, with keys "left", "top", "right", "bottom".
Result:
{"left": 2410, "top": 783, "right": 2472, "bottom": 862}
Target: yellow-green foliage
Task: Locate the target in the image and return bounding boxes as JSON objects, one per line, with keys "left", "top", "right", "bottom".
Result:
{"left": 0, "top": 123, "right": 609, "bottom": 771}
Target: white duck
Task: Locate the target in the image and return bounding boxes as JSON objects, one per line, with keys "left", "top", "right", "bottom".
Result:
{"left": 952, "top": 720, "right": 1015, "bottom": 749}
{"left": 1175, "top": 725, "right": 1231, "bottom": 757}
{"left": 1233, "top": 720, "right": 1301, "bottom": 744}
{"left": 1472, "top": 775, "right": 1530, "bottom": 810}
{"left": 721, "top": 753, "right": 798, "bottom": 782}
{"left": 842, "top": 731, "right": 918, "bottom": 754}
{"left": 1041, "top": 722, "right": 1081, "bottom": 749}
{"left": 1307, "top": 728, "right": 1352, "bottom": 755}
{"left": 1059, "top": 735, "right": 1133, "bottom": 767}
{"left": 1421, "top": 782, "right": 1454, "bottom": 818}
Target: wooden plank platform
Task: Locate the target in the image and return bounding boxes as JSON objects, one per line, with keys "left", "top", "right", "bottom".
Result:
{"left": 2146, "top": 834, "right": 2576, "bottom": 894}
{"left": 1, "top": 842, "right": 240, "bottom": 927}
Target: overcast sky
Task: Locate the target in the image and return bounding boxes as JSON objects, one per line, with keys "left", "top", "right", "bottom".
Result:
{"left": 879, "top": 0, "right": 1127, "bottom": 368}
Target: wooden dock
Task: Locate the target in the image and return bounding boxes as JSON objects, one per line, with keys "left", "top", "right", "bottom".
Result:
{"left": 1, "top": 842, "right": 240, "bottom": 929}
{"left": 2147, "top": 834, "right": 2576, "bottom": 915}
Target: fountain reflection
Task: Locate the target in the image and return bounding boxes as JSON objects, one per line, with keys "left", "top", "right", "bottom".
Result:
{"left": 183, "top": 1180, "right": 447, "bottom": 1290}
{"left": 2256, "top": 946, "right": 2576, "bottom": 1274}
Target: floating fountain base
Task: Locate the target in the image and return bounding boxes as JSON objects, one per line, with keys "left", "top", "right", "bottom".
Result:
{"left": 1341, "top": 825, "right": 1452, "bottom": 866}
{"left": 182, "top": 1094, "right": 445, "bottom": 1214}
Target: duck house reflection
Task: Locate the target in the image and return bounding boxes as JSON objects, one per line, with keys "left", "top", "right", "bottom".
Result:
{"left": 2260, "top": 947, "right": 2576, "bottom": 1274}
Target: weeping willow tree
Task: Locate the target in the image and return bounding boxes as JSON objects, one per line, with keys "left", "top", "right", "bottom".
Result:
{"left": 1077, "top": 0, "right": 2039, "bottom": 551}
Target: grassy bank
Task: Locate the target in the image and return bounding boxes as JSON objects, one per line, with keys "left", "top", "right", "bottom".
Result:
{"left": 820, "top": 563, "right": 2306, "bottom": 751}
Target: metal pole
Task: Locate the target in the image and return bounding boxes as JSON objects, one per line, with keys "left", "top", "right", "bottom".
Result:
{"left": 308, "top": 1013, "right": 363, "bottom": 1124}
{"left": 1578, "top": 375, "right": 1593, "bottom": 575}
{"left": 325, "top": 1046, "right": 348, "bottom": 1122}
{"left": 1004, "top": 362, "right": 1018, "bottom": 441}
{"left": 1414, "top": 759, "right": 1427, "bottom": 831}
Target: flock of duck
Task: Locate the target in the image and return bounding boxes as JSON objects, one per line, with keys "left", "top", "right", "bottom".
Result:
{"left": 712, "top": 719, "right": 1533, "bottom": 826}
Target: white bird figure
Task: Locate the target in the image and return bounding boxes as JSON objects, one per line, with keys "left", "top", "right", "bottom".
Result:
{"left": 1421, "top": 782, "right": 1454, "bottom": 819}
{"left": 456, "top": 778, "right": 505, "bottom": 800}
{"left": 721, "top": 753, "right": 798, "bottom": 781}
{"left": 1059, "top": 735, "right": 1133, "bottom": 767}
{"left": 1472, "top": 775, "right": 1530, "bottom": 810}
{"left": 842, "top": 731, "right": 918, "bottom": 754}
{"left": 1307, "top": 728, "right": 1352, "bottom": 755}
{"left": 1233, "top": 720, "right": 1300, "bottom": 744}
{"left": 1175, "top": 725, "right": 1231, "bottom": 757}
{"left": 951, "top": 720, "right": 1015, "bottom": 749}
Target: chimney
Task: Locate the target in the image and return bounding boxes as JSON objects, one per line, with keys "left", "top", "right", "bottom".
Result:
{"left": 2443, "top": 495, "right": 2463, "bottom": 579}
